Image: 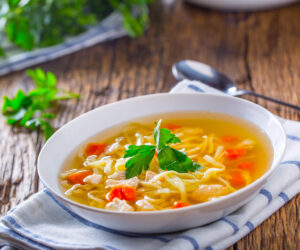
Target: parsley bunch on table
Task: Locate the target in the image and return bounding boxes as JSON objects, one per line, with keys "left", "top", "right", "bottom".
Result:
{"left": 124, "top": 120, "right": 203, "bottom": 179}
{"left": 1, "top": 68, "right": 79, "bottom": 140}
{"left": 0, "top": 0, "right": 151, "bottom": 55}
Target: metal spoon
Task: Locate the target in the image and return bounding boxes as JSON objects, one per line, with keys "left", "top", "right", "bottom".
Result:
{"left": 172, "top": 60, "right": 300, "bottom": 111}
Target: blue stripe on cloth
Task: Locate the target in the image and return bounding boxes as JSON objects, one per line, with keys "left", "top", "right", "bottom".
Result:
{"left": 7, "top": 207, "right": 16, "bottom": 214}
{"left": 187, "top": 84, "right": 204, "bottom": 92}
{"left": 205, "top": 246, "right": 214, "bottom": 250}
{"left": 0, "top": 226, "right": 50, "bottom": 250}
{"left": 259, "top": 188, "right": 272, "bottom": 203}
{"left": 279, "top": 192, "right": 290, "bottom": 203}
{"left": 287, "top": 134, "right": 300, "bottom": 142}
{"left": 175, "top": 235, "right": 199, "bottom": 250}
{"left": 280, "top": 160, "right": 300, "bottom": 170}
{"left": 3, "top": 216, "right": 97, "bottom": 248}
{"left": 44, "top": 189, "right": 170, "bottom": 243}
{"left": 220, "top": 218, "right": 239, "bottom": 234}
{"left": 104, "top": 246, "right": 119, "bottom": 250}
{"left": 245, "top": 221, "right": 255, "bottom": 231}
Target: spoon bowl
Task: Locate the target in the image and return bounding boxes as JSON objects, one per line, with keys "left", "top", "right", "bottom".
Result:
{"left": 172, "top": 60, "right": 237, "bottom": 95}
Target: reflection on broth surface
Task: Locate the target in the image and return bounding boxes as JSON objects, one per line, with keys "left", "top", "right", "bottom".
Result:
{"left": 60, "top": 112, "right": 273, "bottom": 212}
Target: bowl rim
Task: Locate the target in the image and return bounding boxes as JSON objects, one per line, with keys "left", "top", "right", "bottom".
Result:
{"left": 38, "top": 92, "right": 287, "bottom": 215}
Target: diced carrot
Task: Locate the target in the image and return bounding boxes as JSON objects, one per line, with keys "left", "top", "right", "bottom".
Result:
{"left": 68, "top": 170, "right": 93, "bottom": 185}
{"left": 237, "top": 162, "right": 254, "bottom": 171}
{"left": 108, "top": 187, "right": 123, "bottom": 201}
{"left": 108, "top": 186, "right": 136, "bottom": 202}
{"left": 155, "top": 150, "right": 158, "bottom": 157}
{"left": 225, "top": 148, "right": 246, "bottom": 160}
{"left": 173, "top": 201, "right": 190, "bottom": 209}
{"left": 230, "top": 172, "right": 246, "bottom": 189}
{"left": 165, "top": 124, "right": 182, "bottom": 131}
{"left": 221, "top": 136, "right": 238, "bottom": 143}
{"left": 121, "top": 186, "right": 136, "bottom": 201}
{"left": 85, "top": 143, "right": 106, "bottom": 156}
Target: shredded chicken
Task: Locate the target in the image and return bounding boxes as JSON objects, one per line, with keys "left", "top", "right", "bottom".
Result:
{"left": 106, "top": 137, "right": 124, "bottom": 154}
{"left": 105, "top": 198, "right": 134, "bottom": 212}
{"left": 103, "top": 159, "right": 114, "bottom": 175}
{"left": 84, "top": 174, "right": 102, "bottom": 185}
{"left": 191, "top": 184, "right": 230, "bottom": 202}
{"left": 136, "top": 199, "right": 155, "bottom": 211}
{"left": 105, "top": 176, "right": 139, "bottom": 189}
{"left": 109, "top": 171, "right": 126, "bottom": 180}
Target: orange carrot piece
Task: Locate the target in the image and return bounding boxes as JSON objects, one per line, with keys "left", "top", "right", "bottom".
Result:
{"left": 230, "top": 172, "right": 246, "bottom": 189}
{"left": 165, "top": 124, "right": 182, "bottom": 131}
{"left": 173, "top": 201, "right": 190, "bottom": 209}
{"left": 237, "top": 162, "right": 254, "bottom": 171}
{"left": 221, "top": 136, "right": 238, "bottom": 143}
{"left": 225, "top": 148, "right": 246, "bottom": 160}
{"left": 121, "top": 186, "right": 136, "bottom": 201}
{"left": 108, "top": 187, "right": 123, "bottom": 201}
{"left": 85, "top": 143, "right": 106, "bottom": 156}
{"left": 68, "top": 170, "right": 93, "bottom": 185}
{"left": 108, "top": 186, "right": 136, "bottom": 202}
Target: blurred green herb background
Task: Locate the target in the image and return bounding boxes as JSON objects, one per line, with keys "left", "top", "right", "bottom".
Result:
{"left": 0, "top": 0, "right": 151, "bottom": 55}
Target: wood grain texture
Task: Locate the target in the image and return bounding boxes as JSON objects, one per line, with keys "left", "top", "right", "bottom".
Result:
{"left": 0, "top": 0, "right": 299, "bottom": 249}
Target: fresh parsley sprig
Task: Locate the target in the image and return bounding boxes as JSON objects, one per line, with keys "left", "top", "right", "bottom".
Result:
{"left": 124, "top": 120, "right": 203, "bottom": 179}
{"left": 1, "top": 68, "right": 80, "bottom": 140}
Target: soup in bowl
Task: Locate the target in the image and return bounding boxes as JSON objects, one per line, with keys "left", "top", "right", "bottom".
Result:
{"left": 38, "top": 93, "right": 286, "bottom": 233}
{"left": 60, "top": 113, "right": 272, "bottom": 212}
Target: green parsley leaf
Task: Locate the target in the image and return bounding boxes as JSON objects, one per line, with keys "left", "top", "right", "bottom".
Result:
{"left": 5, "top": 108, "right": 27, "bottom": 124}
{"left": 39, "top": 118, "right": 55, "bottom": 140}
{"left": 124, "top": 145, "right": 156, "bottom": 179}
{"left": 26, "top": 68, "right": 57, "bottom": 88}
{"left": 157, "top": 146, "right": 203, "bottom": 173}
{"left": 2, "top": 90, "right": 31, "bottom": 113}
{"left": 1, "top": 68, "right": 79, "bottom": 140}
{"left": 123, "top": 120, "right": 203, "bottom": 179}
{"left": 154, "top": 119, "right": 181, "bottom": 150}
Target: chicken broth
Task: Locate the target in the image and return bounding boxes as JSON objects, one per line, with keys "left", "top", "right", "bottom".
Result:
{"left": 59, "top": 112, "right": 273, "bottom": 211}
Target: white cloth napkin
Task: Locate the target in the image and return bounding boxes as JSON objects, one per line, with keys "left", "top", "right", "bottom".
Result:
{"left": 1, "top": 80, "right": 299, "bottom": 250}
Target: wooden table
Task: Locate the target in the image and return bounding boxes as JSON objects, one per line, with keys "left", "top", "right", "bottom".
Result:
{"left": 0, "top": 1, "right": 299, "bottom": 249}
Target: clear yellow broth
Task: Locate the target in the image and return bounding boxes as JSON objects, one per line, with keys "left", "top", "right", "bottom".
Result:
{"left": 59, "top": 112, "right": 273, "bottom": 211}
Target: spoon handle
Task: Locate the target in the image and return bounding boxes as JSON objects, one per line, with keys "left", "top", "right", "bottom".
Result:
{"left": 233, "top": 89, "right": 300, "bottom": 111}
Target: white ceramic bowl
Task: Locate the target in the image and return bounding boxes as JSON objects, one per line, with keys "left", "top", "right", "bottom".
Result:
{"left": 38, "top": 93, "right": 286, "bottom": 233}
{"left": 185, "top": 0, "right": 298, "bottom": 11}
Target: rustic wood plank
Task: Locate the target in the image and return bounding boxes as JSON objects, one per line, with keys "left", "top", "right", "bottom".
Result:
{"left": 0, "top": 0, "right": 299, "bottom": 249}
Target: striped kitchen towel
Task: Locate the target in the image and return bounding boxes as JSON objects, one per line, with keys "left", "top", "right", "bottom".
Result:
{"left": 0, "top": 80, "right": 299, "bottom": 250}
{"left": 0, "top": 13, "right": 127, "bottom": 77}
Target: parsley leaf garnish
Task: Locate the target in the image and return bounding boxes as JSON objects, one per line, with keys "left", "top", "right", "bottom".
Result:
{"left": 157, "top": 146, "right": 202, "bottom": 173}
{"left": 124, "top": 119, "right": 203, "bottom": 179}
{"left": 124, "top": 145, "right": 156, "bottom": 179}
{"left": 1, "top": 68, "right": 79, "bottom": 140}
{"left": 154, "top": 119, "right": 181, "bottom": 150}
